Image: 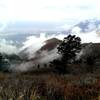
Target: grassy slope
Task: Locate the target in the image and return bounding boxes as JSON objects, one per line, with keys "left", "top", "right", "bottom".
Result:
{"left": 0, "top": 72, "right": 100, "bottom": 100}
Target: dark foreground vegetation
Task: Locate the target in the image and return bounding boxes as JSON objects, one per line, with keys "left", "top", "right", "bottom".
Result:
{"left": 0, "top": 35, "right": 100, "bottom": 100}
{"left": 0, "top": 73, "right": 100, "bottom": 100}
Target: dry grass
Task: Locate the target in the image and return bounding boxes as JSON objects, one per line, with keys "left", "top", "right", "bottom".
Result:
{"left": 0, "top": 73, "right": 99, "bottom": 100}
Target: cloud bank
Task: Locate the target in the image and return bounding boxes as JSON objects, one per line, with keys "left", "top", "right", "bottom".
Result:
{"left": 72, "top": 27, "right": 100, "bottom": 43}
{"left": 0, "top": 39, "right": 18, "bottom": 54}
{"left": 20, "top": 33, "right": 65, "bottom": 58}
{"left": 0, "top": 0, "right": 100, "bottom": 30}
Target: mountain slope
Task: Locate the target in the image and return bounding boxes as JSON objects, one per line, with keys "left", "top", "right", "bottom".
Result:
{"left": 38, "top": 38, "right": 61, "bottom": 51}
{"left": 19, "top": 38, "right": 61, "bottom": 63}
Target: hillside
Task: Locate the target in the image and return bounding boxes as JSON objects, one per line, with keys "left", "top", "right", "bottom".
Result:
{"left": 40, "top": 38, "right": 61, "bottom": 51}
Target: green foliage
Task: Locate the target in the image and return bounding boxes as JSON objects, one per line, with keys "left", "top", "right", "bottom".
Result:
{"left": 51, "top": 35, "right": 81, "bottom": 74}
{"left": 0, "top": 53, "right": 4, "bottom": 70}
{"left": 83, "top": 43, "right": 96, "bottom": 73}
{"left": 86, "top": 56, "right": 95, "bottom": 73}
{"left": 0, "top": 53, "right": 10, "bottom": 72}
{"left": 50, "top": 59, "right": 67, "bottom": 74}
{"left": 86, "top": 56, "right": 95, "bottom": 65}
{"left": 0, "top": 53, "right": 22, "bottom": 72}
{"left": 57, "top": 34, "right": 81, "bottom": 62}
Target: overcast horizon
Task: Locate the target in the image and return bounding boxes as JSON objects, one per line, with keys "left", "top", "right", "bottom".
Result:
{"left": 0, "top": 0, "right": 100, "bottom": 31}
{"left": 0, "top": 0, "right": 100, "bottom": 54}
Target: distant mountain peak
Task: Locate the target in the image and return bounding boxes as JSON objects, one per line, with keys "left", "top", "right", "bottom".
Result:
{"left": 41, "top": 38, "right": 61, "bottom": 51}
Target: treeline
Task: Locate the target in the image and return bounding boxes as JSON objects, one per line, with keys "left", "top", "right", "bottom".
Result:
{"left": 0, "top": 53, "right": 21, "bottom": 72}
{"left": 50, "top": 35, "right": 97, "bottom": 74}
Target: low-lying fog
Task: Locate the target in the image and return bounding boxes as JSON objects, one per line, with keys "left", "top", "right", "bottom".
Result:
{"left": 0, "top": 29, "right": 100, "bottom": 72}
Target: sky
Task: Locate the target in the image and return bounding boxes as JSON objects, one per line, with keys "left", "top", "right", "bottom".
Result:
{"left": 0, "top": 0, "right": 99, "bottom": 24}
{"left": 0, "top": 0, "right": 100, "bottom": 50}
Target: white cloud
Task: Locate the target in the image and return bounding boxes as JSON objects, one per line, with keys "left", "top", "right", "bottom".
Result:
{"left": 38, "top": 48, "right": 61, "bottom": 63}
{"left": 72, "top": 27, "right": 100, "bottom": 43}
{"left": 0, "top": 0, "right": 99, "bottom": 23}
{"left": 0, "top": 39, "right": 18, "bottom": 54}
{"left": 0, "top": 0, "right": 100, "bottom": 43}
{"left": 72, "top": 26, "right": 82, "bottom": 33}
{"left": 20, "top": 33, "right": 66, "bottom": 59}
{"left": 10, "top": 61, "right": 34, "bottom": 72}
